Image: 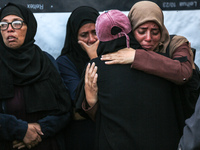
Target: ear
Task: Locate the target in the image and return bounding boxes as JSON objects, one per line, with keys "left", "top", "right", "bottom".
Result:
{"left": 111, "top": 26, "right": 122, "bottom": 35}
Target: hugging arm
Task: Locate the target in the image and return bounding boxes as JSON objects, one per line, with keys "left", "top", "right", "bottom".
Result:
{"left": 101, "top": 43, "right": 193, "bottom": 85}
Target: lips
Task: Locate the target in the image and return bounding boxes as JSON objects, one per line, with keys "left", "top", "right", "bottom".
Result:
{"left": 142, "top": 45, "right": 153, "bottom": 50}
{"left": 7, "top": 36, "right": 17, "bottom": 42}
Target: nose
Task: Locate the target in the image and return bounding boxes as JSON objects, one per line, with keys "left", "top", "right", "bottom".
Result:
{"left": 7, "top": 23, "right": 14, "bottom": 31}
{"left": 145, "top": 31, "right": 152, "bottom": 42}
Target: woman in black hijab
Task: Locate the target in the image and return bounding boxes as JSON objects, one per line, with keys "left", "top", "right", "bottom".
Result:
{"left": 0, "top": 2, "right": 71, "bottom": 150}
{"left": 56, "top": 6, "right": 99, "bottom": 150}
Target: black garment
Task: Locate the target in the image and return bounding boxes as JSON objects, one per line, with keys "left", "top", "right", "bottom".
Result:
{"left": 57, "top": 6, "right": 99, "bottom": 150}
{"left": 179, "top": 65, "right": 200, "bottom": 119}
{"left": 65, "top": 119, "right": 95, "bottom": 150}
{"left": 0, "top": 3, "right": 71, "bottom": 150}
{"left": 77, "top": 33, "right": 185, "bottom": 150}
{"left": 60, "top": 6, "right": 99, "bottom": 76}
{"left": 97, "top": 32, "right": 141, "bottom": 56}
{"left": 159, "top": 35, "right": 199, "bottom": 121}
{"left": 93, "top": 58, "right": 181, "bottom": 150}
{"left": 0, "top": 53, "right": 71, "bottom": 150}
{"left": 0, "top": 3, "right": 71, "bottom": 114}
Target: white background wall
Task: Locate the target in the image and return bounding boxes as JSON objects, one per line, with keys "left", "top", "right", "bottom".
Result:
{"left": 34, "top": 10, "right": 200, "bottom": 66}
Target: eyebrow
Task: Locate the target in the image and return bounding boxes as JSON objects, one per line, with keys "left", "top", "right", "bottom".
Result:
{"left": 138, "top": 27, "right": 148, "bottom": 29}
{"left": 80, "top": 31, "right": 88, "bottom": 34}
{"left": 151, "top": 28, "right": 160, "bottom": 31}
{"left": 139, "top": 26, "right": 159, "bottom": 30}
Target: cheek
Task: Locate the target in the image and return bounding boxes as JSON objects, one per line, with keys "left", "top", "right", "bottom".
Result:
{"left": 15, "top": 29, "right": 27, "bottom": 48}
{"left": 18, "top": 32, "right": 26, "bottom": 45}
{"left": 134, "top": 32, "right": 144, "bottom": 45}
{"left": 152, "top": 35, "right": 161, "bottom": 44}
{"left": 78, "top": 36, "right": 88, "bottom": 43}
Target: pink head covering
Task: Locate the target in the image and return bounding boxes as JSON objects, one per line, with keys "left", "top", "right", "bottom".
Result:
{"left": 95, "top": 9, "right": 132, "bottom": 48}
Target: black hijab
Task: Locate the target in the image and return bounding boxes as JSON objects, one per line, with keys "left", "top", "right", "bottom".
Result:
{"left": 0, "top": 3, "right": 71, "bottom": 114}
{"left": 60, "top": 6, "right": 99, "bottom": 76}
{"left": 97, "top": 32, "right": 142, "bottom": 56}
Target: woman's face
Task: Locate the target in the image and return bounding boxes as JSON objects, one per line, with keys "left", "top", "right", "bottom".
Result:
{"left": 0, "top": 15, "right": 27, "bottom": 49}
{"left": 77, "top": 23, "right": 98, "bottom": 46}
{"left": 134, "top": 21, "right": 161, "bottom": 51}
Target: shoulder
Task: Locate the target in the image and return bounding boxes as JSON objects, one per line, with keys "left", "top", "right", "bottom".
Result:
{"left": 43, "top": 51, "right": 56, "bottom": 61}
{"left": 43, "top": 51, "right": 60, "bottom": 71}
{"left": 169, "top": 35, "right": 189, "bottom": 57}
{"left": 171, "top": 35, "right": 188, "bottom": 43}
{"left": 56, "top": 55, "right": 77, "bottom": 70}
{"left": 170, "top": 35, "right": 189, "bottom": 48}
{"left": 56, "top": 55, "right": 72, "bottom": 64}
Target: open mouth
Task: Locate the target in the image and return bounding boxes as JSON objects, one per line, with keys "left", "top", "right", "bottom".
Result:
{"left": 7, "top": 36, "right": 17, "bottom": 42}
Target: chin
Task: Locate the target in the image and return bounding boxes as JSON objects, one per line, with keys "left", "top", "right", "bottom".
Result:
{"left": 7, "top": 45, "right": 18, "bottom": 49}
{"left": 6, "top": 43, "right": 22, "bottom": 49}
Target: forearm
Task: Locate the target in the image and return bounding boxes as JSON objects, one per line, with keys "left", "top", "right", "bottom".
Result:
{"left": 82, "top": 99, "right": 98, "bottom": 121}
{"left": 131, "top": 45, "right": 193, "bottom": 85}
{"left": 0, "top": 114, "right": 27, "bottom": 141}
{"left": 38, "top": 112, "right": 71, "bottom": 138}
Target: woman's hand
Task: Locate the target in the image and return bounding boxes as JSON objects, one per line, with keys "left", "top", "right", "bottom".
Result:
{"left": 84, "top": 62, "right": 98, "bottom": 107}
{"left": 78, "top": 40, "right": 99, "bottom": 59}
{"left": 101, "top": 47, "right": 136, "bottom": 65}
{"left": 13, "top": 123, "right": 43, "bottom": 149}
{"left": 12, "top": 140, "right": 26, "bottom": 149}
{"left": 23, "top": 123, "right": 43, "bottom": 149}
